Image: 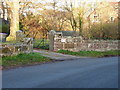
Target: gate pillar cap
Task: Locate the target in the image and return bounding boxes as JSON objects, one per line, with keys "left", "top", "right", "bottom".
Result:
{"left": 49, "top": 30, "right": 56, "bottom": 35}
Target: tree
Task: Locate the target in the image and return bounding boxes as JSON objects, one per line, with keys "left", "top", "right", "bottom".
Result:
{"left": 63, "top": 1, "right": 86, "bottom": 36}
{"left": 41, "top": 9, "right": 67, "bottom": 31}
{"left": 4, "top": 0, "right": 40, "bottom": 40}
{"left": 4, "top": 0, "right": 19, "bottom": 41}
{"left": 40, "top": 0, "right": 67, "bottom": 31}
{"left": 63, "top": 1, "right": 77, "bottom": 35}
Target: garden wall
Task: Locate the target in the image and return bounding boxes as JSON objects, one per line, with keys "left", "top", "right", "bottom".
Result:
{"left": 0, "top": 42, "right": 33, "bottom": 56}
{"left": 0, "top": 30, "right": 33, "bottom": 56}
{"left": 53, "top": 35, "right": 119, "bottom": 52}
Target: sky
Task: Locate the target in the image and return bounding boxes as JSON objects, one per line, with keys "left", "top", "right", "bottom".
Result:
{"left": 73, "top": 0, "right": 120, "bottom": 2}
{"left": 49, "top": 0, "right": 120, "bottom": 3}
{"left": 44, "top": 0, "right": 120, "bottom": 7}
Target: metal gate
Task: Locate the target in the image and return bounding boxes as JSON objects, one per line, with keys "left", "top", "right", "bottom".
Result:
{"left": 33, "top": 38, "right": 49, "bottom": 50}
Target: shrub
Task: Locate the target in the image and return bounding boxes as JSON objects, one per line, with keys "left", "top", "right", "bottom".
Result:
{"left": 88, "top": 21, "right": 119, "bottom": 40}
{"left": 0, "top": 19, "right": 10, "bottom": 36}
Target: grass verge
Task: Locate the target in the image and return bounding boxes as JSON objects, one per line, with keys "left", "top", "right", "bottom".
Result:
{"left": 57, "top": 50, "right": 120, "bottom": 57}
{"left": 2, "top": 52, "right": 52, "bottom": 69}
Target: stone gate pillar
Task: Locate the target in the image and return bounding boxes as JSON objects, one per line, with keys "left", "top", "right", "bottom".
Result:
{"left": 16, "top": 30, "right": 25, "bottom": 42}
{"left": 48, "top": 30, "right": 56, "bottom": 51}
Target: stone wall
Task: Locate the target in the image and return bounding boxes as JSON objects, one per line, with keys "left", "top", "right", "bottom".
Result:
{"left": 0, "top": 43, "right": 33, "bottom": 56}
{"left": 0, "top": 30, "right": 33, "bottom": 56}
{"left": 53, "top": 34, "right": 119, "bottom": 52}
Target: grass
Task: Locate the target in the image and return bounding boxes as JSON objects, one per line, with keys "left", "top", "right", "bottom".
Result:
{"left": 0, "top": 40, "right": 18, "bottom": 44}
{"left": 2, "top": 52, "right": 52, "bottom": 69}
{"left": 57, "top": 50, "right": 120, "bottom": 57}
{"left": 0, "top": 41, "right": 15, "bottom": 44}
{"left": 33, "top": 39, "right": 49, "bottom": 50}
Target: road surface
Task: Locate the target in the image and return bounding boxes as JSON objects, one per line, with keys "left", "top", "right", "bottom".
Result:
{"left": 2, "top": 57, "right": 119, "bottom": 88}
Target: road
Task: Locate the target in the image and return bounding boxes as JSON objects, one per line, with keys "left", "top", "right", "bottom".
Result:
{"left": 2, "top": 57, "right": 119, "bottom": 88}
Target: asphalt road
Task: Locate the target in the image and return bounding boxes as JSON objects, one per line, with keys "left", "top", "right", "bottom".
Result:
{"left": 2, "top": 57, "right": 119, "bottom": 88}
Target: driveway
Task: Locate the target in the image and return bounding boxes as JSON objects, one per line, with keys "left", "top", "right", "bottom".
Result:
{"left": 33, "top": 50, "right": 90, "bottom": 60}
{"left": 2, "top": 56, "right": 119, "bottom": 88}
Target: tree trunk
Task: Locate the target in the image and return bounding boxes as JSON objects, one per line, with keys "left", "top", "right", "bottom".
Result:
{"left": 6, "top": 1, "right": 19, "bottom": 41}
